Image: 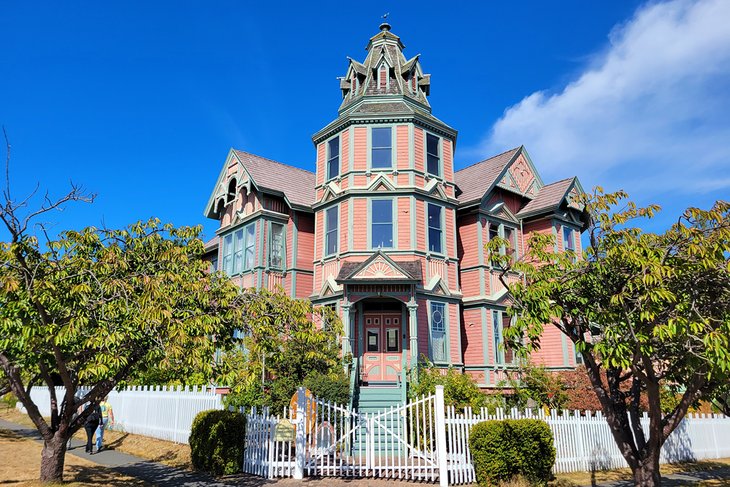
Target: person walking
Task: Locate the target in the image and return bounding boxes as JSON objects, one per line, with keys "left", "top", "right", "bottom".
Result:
{"left": 96, "top": 396, "right": 114, "bottom": 452}
{"left": 84, "top": 402, "right": 103, "bottom": 454}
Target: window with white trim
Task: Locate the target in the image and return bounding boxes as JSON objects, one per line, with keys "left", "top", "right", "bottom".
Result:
{"left": 427, "top": 203, "right": 443, "bottom": 254}
{"left": 426, "top": 133, "right": 440, "bottom": 176}
{"left": 325, "top": 206, "right": 338, "bottom": 255}
{"left": 269, "top": 222, "right": 285, "bottom": 269}
{"left": 371, "top": 127, "right": 392, "bottom": 169}
{"left": 371, "top": 199, "right": 393, "bottom": 248}
{"left": 327, "top": 136, "right": 340, "bottom": 180}
{"left": 430, "top": 302, "right": 447, "bottom": 362}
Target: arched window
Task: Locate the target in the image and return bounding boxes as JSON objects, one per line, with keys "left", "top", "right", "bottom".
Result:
{"left": 226, "top": 178, "right": 237, "bottom": 204}
{"left": 215, "top": 199, "right": 225, "bottom": 217}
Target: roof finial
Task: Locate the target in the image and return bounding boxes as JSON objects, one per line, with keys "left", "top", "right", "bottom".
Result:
{"left": 379, "top": 13, "right": 391, "bottom": 32}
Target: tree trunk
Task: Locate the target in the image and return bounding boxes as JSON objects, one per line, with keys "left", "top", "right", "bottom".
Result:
{"left": 632, "top": 451, "right": 661, "bottom": 487}
{"left": 39, "top": 434, "right": 67, "bottom": 483}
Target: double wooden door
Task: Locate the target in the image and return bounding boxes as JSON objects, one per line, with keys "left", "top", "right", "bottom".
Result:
{"left": 362, "top": 313, "right": 402, "bottom": 383}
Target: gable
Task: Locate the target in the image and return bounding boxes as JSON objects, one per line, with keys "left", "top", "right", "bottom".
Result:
{"left": 496, "top": 152, "right": 541, "bottom": 197}
{"left": 351, "top": 254, "right": 409, "bottom": 280}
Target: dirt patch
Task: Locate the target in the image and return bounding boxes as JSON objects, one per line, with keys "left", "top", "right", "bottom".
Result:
{"left": 0, "top": 427, "right": 148, "bottom": 486}
{"left": 0, "top": 407, "right": 191, "bottom": 470}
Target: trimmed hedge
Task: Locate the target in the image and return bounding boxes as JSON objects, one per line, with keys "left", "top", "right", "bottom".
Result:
{"left": 469, "top": 419, "right": 556, "bottom": 487}
{"left": 189, "top": 409, "right": 246, "bottom": 476}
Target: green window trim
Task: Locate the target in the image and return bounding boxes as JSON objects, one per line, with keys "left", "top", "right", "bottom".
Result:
{"left": 426, "top": 132, "right": 441, "bottom": 177}
{"left": 429, "top": 301, "right": 448, "bottom": 363}
{"left": 325, "top": 205, "right": 339, "bottom": 256}
{"left": 269, "top": 221, "right": 286, "bottom": 270}
{"left": 427, "top": 203, "right": 444, "bottom": 255}
{"left": 221, "top": 221, "right": 257, "bottom": 276}
{"left": 327, "top": 136, "right": 340, "bottom": 181}
{"left": 368, "top": 197, "right": 396, "bottom": 249}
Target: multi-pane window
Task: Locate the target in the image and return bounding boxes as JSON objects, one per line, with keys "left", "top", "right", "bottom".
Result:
{"left": 563, "top": 226, "right": 575, "bottom": 251}
{"left": 371, "top": 199, "right": 393, "bottom": 248}
{"left": 222, "top": 234, "right": 233, "bottom": 275}
{"left": 371, "top": 127, "right": 392, "bottom": 169}
{"left": 503, "top": 226, "right": 517, "bottom": 259}
{"left": 221, "top": 222, "right": 256, "bottom": 276}
{"left": 243, "top": 224, "right": 256, "bottom": 270}
{"left": 269, "top": 223, "right": 285, "bottom": 269}
{"left": 327, "top": 136, "right": 340, "bottom": 180}
{"left": 492, "top": 310, "right": 514, "bottom": 364}
{"left": 233, "top": 228, "right": 244, "bottom": 273}
{"left": 427, "top": 203, "right": 443, "bottom": 253}
{"left": 210, "top": 256, "right": 218, "bottom": 273}
{"left": 325, "top": 206, "right": 338, "bottom": 255}
{"left": 426, "top": 133, "right": 440, "bottom": 176}
{"left": 430, "top": 302, "right": 447, "bottom": 362}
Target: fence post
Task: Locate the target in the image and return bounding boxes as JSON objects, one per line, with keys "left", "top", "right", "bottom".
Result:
{"left": 435, "top": 385, "right": 449, "bottom": 487}
{"left": 294, "top": 387, "right": 306, "bottom": 480}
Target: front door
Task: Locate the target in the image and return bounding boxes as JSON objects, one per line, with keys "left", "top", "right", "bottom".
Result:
{"left": 362, "top": 313, "right": 402, "bottom": 383}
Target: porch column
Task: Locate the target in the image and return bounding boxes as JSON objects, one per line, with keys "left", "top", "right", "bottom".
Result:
{"left": 341, "top": 300, "right": 352, "bottom": 359}
{"left": 407, "top": 299, "right": 418, "bottom": 366}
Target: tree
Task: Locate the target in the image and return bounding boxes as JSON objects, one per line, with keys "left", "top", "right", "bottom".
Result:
{"left": 488, "top": 189, "right": 730, "bottom": 486}
{"left": 219, "top": 288, "right": 344, "bottom": 414}
{"left": 0, "top": 138, "right": 242, "bottom": 482}
{"left": 502, "top": 362, "right": 569, "bottom": 410}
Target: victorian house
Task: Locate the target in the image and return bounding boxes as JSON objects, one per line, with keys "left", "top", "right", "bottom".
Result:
{"left": 203, "top": 23, "right": 587, "bottom": 409}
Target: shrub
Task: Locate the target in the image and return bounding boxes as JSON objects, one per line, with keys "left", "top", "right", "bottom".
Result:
{"left": 304, "top": 370, "right": 350, "bottom": 406}
{"left": 189, "top": 409, "right": 246, "bottom": 476}
{"left": 1, "top": 392, "right": 17, "bottom": 409}
{"left": 410, "top": 359, "right": 488, "bottom": 412}
{"left": 469, "top": 419, "right": 555, "bottom": 487}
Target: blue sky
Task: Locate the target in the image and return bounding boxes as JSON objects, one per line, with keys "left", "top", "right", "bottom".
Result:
{"left": 1, "top": 0, "right": 728, "bottom": 241}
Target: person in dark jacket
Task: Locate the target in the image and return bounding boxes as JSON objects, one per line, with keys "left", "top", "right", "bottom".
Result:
{"left": 84, "top": 403, "right": 103, "bottom": 454}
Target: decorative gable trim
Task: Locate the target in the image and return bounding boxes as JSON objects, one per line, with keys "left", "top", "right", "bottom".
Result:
{"left": 336, "top": 250, "right": 420, "bottom": 283}
{"left": 425, "top": 275, "right": 452, "bottom": 296}
{"left": 203, "top": 149, "right": 254, "bottom": 219}
{"left": 319, "top": 276, "right": 343, "bottom": 297}
{"left": 368, "top": 174, "right": 397, "bottom": 192}
{"left": 424, "top": 178, "right": 448, "bottom": 199}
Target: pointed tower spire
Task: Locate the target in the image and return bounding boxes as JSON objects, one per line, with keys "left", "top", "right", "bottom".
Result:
{"left": 338, "top": 23, "right": 431, "bottom": 113}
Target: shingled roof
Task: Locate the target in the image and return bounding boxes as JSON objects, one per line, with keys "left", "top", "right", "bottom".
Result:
{"left": 233, "top": 150, "right": 316, "bottom": 209}
{"left": 454, "top": 147, "right": 521, "bottom": 205}
{"left": 516, "top": 177, "right": 575, "bottom": 218}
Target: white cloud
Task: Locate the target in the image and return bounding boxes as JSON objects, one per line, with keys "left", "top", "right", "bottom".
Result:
{"left": 476, "top": 0, "right": 730, "bottom": 199}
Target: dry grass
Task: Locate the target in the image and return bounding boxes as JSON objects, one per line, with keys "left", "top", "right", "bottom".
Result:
{"left": 0, "top": 428, "right": 149, "bottom": 486}
{"left": 555, "top": 458, "right": 730, "bottom": 486}
{"left": 0, "top": 407, "right": 191, "bottom": 470}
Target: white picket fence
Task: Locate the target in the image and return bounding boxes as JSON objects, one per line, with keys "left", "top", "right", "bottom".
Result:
{"left": 20, "top": 385, "right": 224, "bottom": 444}
{"left": 242, "top": 386, "right": 730, "bottom": 486}
{"left": 445, "top": 407, "right": 730, "bottom": 482}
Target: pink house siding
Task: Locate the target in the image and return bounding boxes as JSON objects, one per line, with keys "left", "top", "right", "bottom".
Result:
{"left": 353, "top": 127, "right": 367, "bottom": 171}
{"left": 397, "top": 197, "right": 411, "bottom": 249}
{"left": 462, "top": 308, "right": 484, "bottom": 364}
{"left": 414, "top": 128, "right": 424, "bottom": 172}
{"left": 396, "top": 125, "right": 409, "bottom": 170}
{"left": 341, "top": 130, "right": 350, "bottom": 174}
{"left": 316, "top": 143, "right": 325, "bottom": 187}
{"left": 443, "top": 139, "right": 454, "bottom": 182}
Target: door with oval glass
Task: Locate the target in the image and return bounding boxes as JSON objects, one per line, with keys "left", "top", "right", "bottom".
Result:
{"left": 362, "top": 313, "right": 402, "bottom": 383}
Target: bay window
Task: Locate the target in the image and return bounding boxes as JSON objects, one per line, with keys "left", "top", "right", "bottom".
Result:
{"left": 371, "top": 199, "right": 393, "bottom": 248}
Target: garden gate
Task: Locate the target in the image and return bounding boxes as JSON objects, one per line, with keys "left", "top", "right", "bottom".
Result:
{"left": 242, "top": 385, "right": 463, "bottom": 486}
